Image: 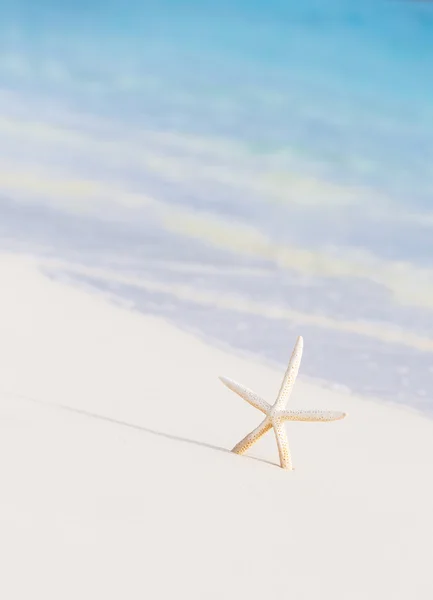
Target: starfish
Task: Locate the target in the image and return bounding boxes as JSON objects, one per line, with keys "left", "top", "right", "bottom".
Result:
{"left": 219, "top": 336, "right": 346, "bottom": 470}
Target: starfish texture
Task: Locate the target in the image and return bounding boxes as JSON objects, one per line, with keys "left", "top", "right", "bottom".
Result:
{"left": 220, "top": 336, "right": 347, "bottom": 470}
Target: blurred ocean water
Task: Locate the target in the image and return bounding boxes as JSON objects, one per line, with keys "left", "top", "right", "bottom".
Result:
{"left": 1, "top": 0, "right": 433, "bottom": 410}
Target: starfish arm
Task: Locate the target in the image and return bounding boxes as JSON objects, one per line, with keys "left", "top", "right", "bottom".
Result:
{"left": 273, "top": 422, "right": 293, "bottom": 470}
{"left": 280, "top": 409, "right": 347, "bottom": 422}
{"left": 219, "top": 376, "right": 271, "bottom": 414}
{"left": 232, "top": 418, "right": 272, "bottom": 455}
{"left": 274, "top": 336, "right": 304, "bottom": 410}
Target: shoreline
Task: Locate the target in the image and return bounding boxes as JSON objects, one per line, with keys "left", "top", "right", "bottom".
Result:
{"left": 1, "top": 252, "right": 433, "bottom": 599}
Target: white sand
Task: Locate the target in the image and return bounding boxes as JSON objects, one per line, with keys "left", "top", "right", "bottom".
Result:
{"left": 0, "top": 253, "right": 432, "bottom": 600}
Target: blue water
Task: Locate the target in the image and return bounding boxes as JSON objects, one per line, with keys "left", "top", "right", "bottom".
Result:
{"left": 1, "top": 0, "right": 433, "bottom": 411}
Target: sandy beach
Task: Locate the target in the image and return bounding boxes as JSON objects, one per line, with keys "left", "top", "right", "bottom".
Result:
{"left": 0, "top": 253, "right": 432, "bottom": 599}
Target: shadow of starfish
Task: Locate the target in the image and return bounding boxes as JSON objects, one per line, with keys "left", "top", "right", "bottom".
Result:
{"left": 3, "top": 391, "right": 276, "bottom": 467}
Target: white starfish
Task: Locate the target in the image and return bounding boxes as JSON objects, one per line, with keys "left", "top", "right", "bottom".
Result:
{"left": 219, "top": 336, "right": 347, "bottom": 470}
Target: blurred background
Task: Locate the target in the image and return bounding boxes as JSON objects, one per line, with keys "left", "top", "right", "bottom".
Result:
{"left": 1, "top": 0, "right": 433, "bottom": 411}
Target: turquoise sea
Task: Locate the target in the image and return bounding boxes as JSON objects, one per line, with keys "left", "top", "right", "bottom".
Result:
{"left": 1, "top": 0, "right": 433, "bottom": 410}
